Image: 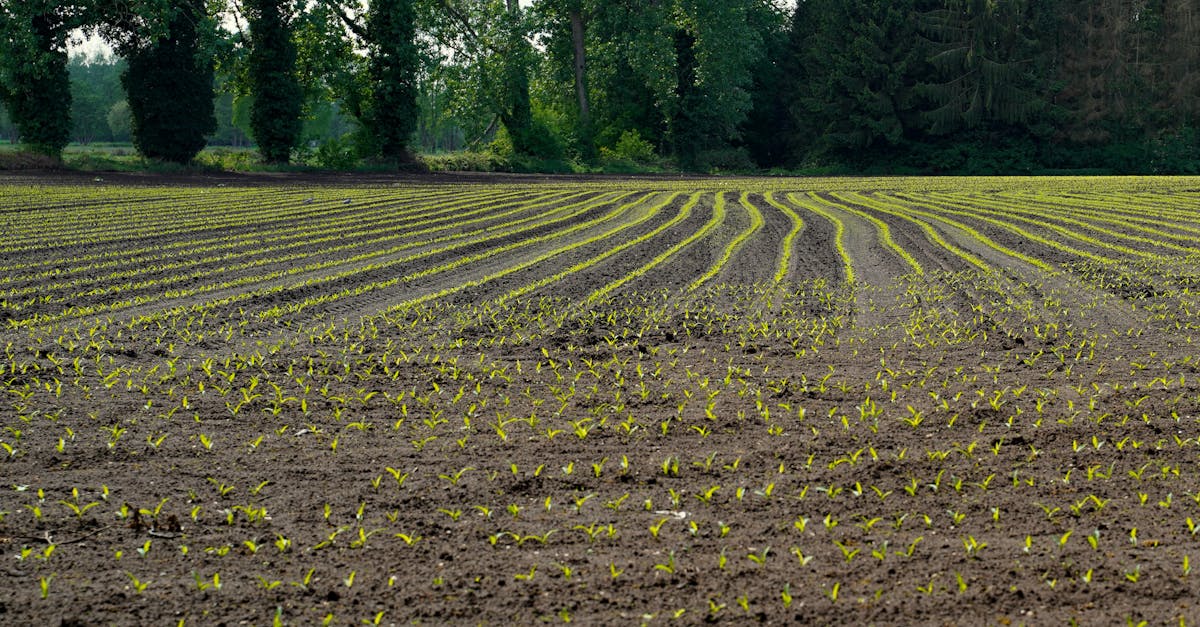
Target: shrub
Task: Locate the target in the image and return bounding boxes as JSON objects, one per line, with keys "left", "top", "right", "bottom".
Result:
{"left": 245, "top": 0, "right": 304, "bottom": 164}
{"left": 491, "top": 118, "right": 564, "bottom": 161}
{"left": 422, "top": 151, "right": 511, "bottom": 172}
{"left": 194, "top": 148, "right": 256, "bottom": 171}
{"left": 693, "top": 147, "right": 757, "bottom": 173}
{"left": 313, "top": 136, "right": 360, "bottom": 170}
{"left": 599, "top": 130, "right": 656, "bottom": 164}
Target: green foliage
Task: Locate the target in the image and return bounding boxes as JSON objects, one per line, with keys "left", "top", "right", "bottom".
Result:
{"left": 69, "top": 54, "right": 126, "bottom": 144}
{"left": 574, "top": 0, "right": 765, "bottom": 169}
{"left": 209, "top": 74, "right": 253, "bottom": 147}
{"left": 691, "top": 147, "right": 757, "bottom": 173}
{"left": 420, "top": 0, "right": 557, "bottom": 159}
{"left": 245, "top": 0, "right": 304, "bottom": 163}
{"left": 106, "top": 100, "right": 131, "bottom": 141}
{"left": 22, "top": 0, "right": 1200, "bottom": 175}
{"left": 918, "top": 0, "right": 1051, "bottom": 135}
{"left": 421, "top": 150, "right": 510, "bottom": 172}
{"left": 0, "top": 149, "right": 62, "bottom": 170}
{"left": 495, "top": 3, "right": 539, "bottom": 156}
{"left": 1151, "top": 128, "right": 1200, "bottom": 175}
{"left": 0, "top": 102, "right": 14, "bottom": 141}
{"left": 599, "top": 129, "right": 655, "bottom": 164}
{"left": 586, "top": 54, "right": 665, "bottom": 157}
{"left": 121, "top": 0, "right": 216, "bottom": 163}
{"left": 672, "top": 0, "right": 764, "bottom": 163}
{"left": 905, "top": 131, "right": 1041, "bottom": 175}
{"left": 738, "top": 1, "right": 792, "bottom": 168}
{"left": 361, "top": 0, "right": 420, "bottom": 163}
{"left": 529, "top": 0, "right": 597, "bottom": 159}
{"left": 311, "top": 135, "right": 360, "bottom": 170}
{"left": 590, "top": 1, "right": 678, "bottom": 140}
{"left": 490, "top": 117, "right": 563, "bottom": 162}
{"left": 0, "top": 3, "right": 78, "bottom": 158}
{"left": 796, "top": 0, "right": 927, "bottom": 161}
{"left": 193, "top": 147, "right": 259, "bottom": 171}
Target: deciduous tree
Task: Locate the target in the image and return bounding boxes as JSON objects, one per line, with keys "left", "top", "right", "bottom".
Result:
{"left": 245, "top": 0, "right": 304, "bottom": 163}
{"left": 119, "top": 0, "right": 217, "bottom": 163}
{"left": 0, "top": 2, "right": 86, "bottom": 158}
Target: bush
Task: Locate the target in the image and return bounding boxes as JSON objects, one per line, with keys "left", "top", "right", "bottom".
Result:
{"left": 599, "top": 130, "right": 656, "bottom": 164}
{"left": 693, "top": 147, "right": 756, "bottom": 173}
{"left": 63, "top": 150, "right": 136, "bottom": 172}
{"left": 490, "top": 118, "right": 565, "bottom": 161}
{"left": 194, "top": 148, "right": 257, "bottom": 171}
{"left": 508, "top": 155, "right": 576, "bottom": 174}
{"left": 313, "top": 136, "right": 360, "bottom": 170}
{"left": 1151, "top": 127, "right": 1200, "bottom": 174}
{"left": 422, "top": 151, "right": 511, "bottom": 172}
{"left": 596, "top": 158, "right": 643, "bottom": 174}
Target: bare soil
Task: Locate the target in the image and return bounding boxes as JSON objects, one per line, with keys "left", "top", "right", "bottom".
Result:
{"left": 2, "top": 173, "right": 1200, "bottom": 626}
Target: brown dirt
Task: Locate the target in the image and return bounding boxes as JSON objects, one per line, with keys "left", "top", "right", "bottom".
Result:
{"left": 3, "top": 174, "right": 1200, "bottom": 626}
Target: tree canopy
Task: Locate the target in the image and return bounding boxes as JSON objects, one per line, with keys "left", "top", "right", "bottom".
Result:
{"left": 0, "top": 0, "right": 1196, "bottom": 173}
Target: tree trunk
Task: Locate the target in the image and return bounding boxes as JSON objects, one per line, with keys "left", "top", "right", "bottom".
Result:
{"left": 570, "top": 9, "right": 590, "bottom": 127}
{"left": 570, "top": 6, "right": 595, "bottom": 159}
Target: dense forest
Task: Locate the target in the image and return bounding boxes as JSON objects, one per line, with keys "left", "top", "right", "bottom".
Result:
{"left": 1, "top": 0, "right": 1198, "bottom": 173}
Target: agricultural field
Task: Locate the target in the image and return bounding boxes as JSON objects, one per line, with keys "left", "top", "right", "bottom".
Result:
{"left": 3, "top": 174, "right": 1200, "bottom": 625}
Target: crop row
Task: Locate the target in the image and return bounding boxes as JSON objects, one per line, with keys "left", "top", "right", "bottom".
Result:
{"left": 5, "top": 183, "right": 1200, "bottom": 332}
{"left": 2, "top": 178, "right": 1200, "bottom": 623}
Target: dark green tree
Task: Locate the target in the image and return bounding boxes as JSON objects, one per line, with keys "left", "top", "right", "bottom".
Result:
{"left": 780, "top": 0, "right": 820, "bottom": 161}
{"left": 321, "top": 0, "right": 421, "bottom": 162}
{"left": 580, "top": 0, "right": 765, "bottom": 169}
{"left": 0, "top": 2, "right": 84, "bottom": 158}
{"left": 919, "top": 0, "right": 1050, "bottom": 135}
{"left": 362, "top": 0, "right": 420, "bottom": 162}
{"left": 120, "top": 0, "right": 217, "bottom": 163}
{"left": 245, "top": 0, "right": 304, "bottom": 163}
{"left": 800, "top": 0, "right": 928, "bottom": 162}
{"left": 496, "top": 0, "right": 538, "bottom": 155}
{"left": 536, "top": 0, "right": 668, "bottom": 157}
{"left": 531, "top": 0, "right": 597, "bottom": 159}
{"left": 294, "top": 1, "right": 362, "bottom": 146}
{"left": 738, "top": 0, "right": 792, "bottom": 168}
{"left": 0, "top": 103, "right": 15, "bottom": 143}
{"left": 588, "top": 0, "right": 679, "bottom": 151}
{"left": 671, "top": 27, "right": 704, "bottom": 167}
{"left": 672, "top": 0, "right": 765, "bottom": 169}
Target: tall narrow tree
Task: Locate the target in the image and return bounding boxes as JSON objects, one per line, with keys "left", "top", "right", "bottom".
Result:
{"left": 363, "top": 0, "right": 419, "bottom": 162}
{"left": 323, "top": 0, "right": 420, "bottom": 162}
{"left": 245, "top": 0, "right": 304, "bottom": 163}
{"left": 919, "top": 0, "right": 1048, "bottom": 134}
{"left": 533, "top": 0, "right": 595, "bottom": 158}
{"left": 802, "top": 0, "right": 927, "bottom": 160}
{"left": 493, "top": 0, "right": 538, "bottom": 154}
{"left": 738, "top": 0, "right": 792, "bottom": 168}
{"left": 0, "top": 2, "right": 83, "bottom": 158}
{"left": 120, "top": 0, "right": 216, "bottom": 163}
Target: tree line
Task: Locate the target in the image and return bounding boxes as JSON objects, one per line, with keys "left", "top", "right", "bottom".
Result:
{"left": 1, "top": 0, "right": 1197, "bottom": 173}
